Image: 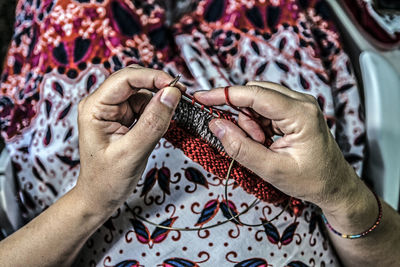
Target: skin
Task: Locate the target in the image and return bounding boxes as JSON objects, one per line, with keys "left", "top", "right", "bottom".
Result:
{"left": 195, "top": 81, "right": 400, "bottom": 266}
{"left": 0, "top": 66, "right": 184, "bottom": 266}
{"left": 0, "top": 68, "right": 399, "bottom": 266}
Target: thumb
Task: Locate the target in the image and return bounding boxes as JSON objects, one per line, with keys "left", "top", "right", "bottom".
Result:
{"left": 121, "top": 86, "right": 181, "bottom": 156}
{"left": 209, "top": 119, "right": 290, "bottom": 179}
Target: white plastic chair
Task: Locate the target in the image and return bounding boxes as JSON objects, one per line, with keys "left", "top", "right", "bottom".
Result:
{"left": 327, "top": 0, "right": 400, "bottom": 210}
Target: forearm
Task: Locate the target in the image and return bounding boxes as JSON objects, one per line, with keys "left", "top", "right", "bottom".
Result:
{"left": 323, "top": 170, "right": 400, "bottom": 266}
{"left": 0, "top": 186, "right": 110, "bottom": 266}
{"left": 0, "top": 67, "right": 180, "bottom": 266}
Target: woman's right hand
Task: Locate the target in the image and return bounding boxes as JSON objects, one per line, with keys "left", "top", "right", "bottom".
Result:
{"left": 75, "top": 65, "right": 183, "bottom": 214}
{"left": 194, "top": 81, "right": 400, "bottom": 267}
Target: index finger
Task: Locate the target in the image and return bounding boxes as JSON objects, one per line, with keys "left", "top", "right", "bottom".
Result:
{"left": 194, "top": 85, "right": 299, "bottom": 121}
{"left": 94, "top": 67, "right": 186, "bottom": 105}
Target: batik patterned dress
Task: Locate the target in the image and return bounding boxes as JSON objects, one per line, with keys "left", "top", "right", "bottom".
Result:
{"left": 0, "top": 0, "right": 365, "bottom": 266}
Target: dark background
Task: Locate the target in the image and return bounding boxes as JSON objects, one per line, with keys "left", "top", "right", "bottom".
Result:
{"left": 0, "top": 0, "right": 17, "bottom": 74}
{"left": 0, "top": 0, "right": 17, "bottom": 151}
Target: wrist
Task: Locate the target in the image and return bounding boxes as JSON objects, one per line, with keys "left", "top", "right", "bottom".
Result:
{"left": 320, "top": 173, "right": 379, "bottom": 236}
{"left": 320, "top": 163, "right": 361, "bottom": 216}
{"left": 69, "top": 181, "right": 117, "bottom": 223}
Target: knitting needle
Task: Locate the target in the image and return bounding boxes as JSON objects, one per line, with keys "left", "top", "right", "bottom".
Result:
{"left": 169, "top": 74, "right": 220, "bottom": 118}
{"left": 168, "top": 74, "right": 182, "bottom": 87}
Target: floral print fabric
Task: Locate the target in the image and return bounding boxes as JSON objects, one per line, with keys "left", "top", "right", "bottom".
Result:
{"left": 0, "top": 0, "right": 365, "bottom": 266}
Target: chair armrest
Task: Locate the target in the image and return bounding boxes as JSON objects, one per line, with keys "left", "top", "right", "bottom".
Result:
{"left": 360, "top": 51, "right": 400, "bottom": 210}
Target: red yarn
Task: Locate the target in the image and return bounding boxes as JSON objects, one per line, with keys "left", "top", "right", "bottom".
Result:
{"left": 223, "top": 86, "right": 255, "bottom": 119}
{"left": 164, "top": 89, "right": 304, "bottom": 216}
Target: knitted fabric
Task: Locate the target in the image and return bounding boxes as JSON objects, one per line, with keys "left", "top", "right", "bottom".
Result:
{"left": 0, "top": 0, "right": 363, "bottom": 223}
{"left": 165, "top": 109, "right": 303, "bottom": 213}
{"left": 0, "top": 1, "right": 365, "bottom": 265}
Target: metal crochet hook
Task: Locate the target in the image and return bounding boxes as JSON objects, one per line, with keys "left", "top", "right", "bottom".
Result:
{"left": 169, "top": 74, "right": 220, "bottom": 118}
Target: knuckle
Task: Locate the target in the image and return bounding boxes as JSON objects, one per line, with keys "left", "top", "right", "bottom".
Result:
{"left": 110, "top": 64, "right": 139, "bottom": 78}
{"left": 249, "top": 85, "right": 264, "bottom": 95}
{"left": 305, "top": 93, "right": 318, "bottom": 103}
{"left": 304, "top": 101, "right": 321, "bottom": 118}
{"left": 249, "top": 85, "right": 270, "bottom": 110}
{"left": 109, "top": 68, "right": 124, "bottom": 78}
{"left": 92, "top": 103, "right": 103, "bottom": 117}
{"left": 107, "top": 104, "right": 125, "bottom": 121}
{"left": 248, "top": 85, "right": 265, "bottom": 102}
{"left": 126, "top": 63, "right": 142, "bottom": 69}
{"left": 157, "top": 69, "right": 173, "bottom": 80}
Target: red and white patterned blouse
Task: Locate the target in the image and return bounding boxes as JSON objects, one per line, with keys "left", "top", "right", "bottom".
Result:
{"left": 0, "top": 0, "right": 365, "bottom": 266}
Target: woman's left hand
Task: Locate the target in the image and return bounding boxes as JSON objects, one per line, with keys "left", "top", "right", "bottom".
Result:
{"left": 195, "top": 81, "right": 359, "bottom": 213}
{"left": 196, "top": 81, "right": 400, "bottom": 267}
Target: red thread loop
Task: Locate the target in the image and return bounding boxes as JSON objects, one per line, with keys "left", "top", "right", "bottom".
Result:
{"left": 224, "top": 86, "right": 274, "bottom": 147}
{"left": 190, "top": 93, "right": 222, "bottom": 118}
{"left": 224, "top": 86, "right": 256, "bottom": 119}
{"left": 224, "top": 86, "right": 234, "bottom": 107}
{"left": 165, "top": 85, "right": 303, "bottom": 215}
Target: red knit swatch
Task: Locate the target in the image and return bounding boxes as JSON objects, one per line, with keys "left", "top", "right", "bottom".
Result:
{"left": 165, "top": 114, "right": 286, "bottom": 204}
{"left": 165, "top": 121, "right": 304, "bottom": 216}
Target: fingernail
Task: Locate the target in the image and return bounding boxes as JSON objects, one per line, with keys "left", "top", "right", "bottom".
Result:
{"left": 210, "top": 120, "right": 226, "bottom": 139}
{"left": 161, "top": 87, "right": 181, "bottom": 108}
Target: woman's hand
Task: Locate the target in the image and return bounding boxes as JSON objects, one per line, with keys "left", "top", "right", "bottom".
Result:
{"left": 196, "top": 81, "right": 400, "bottom": 267}
{"left": 0, "top": 66, "right": 185, "bottom": 267}
{"left": 76, "top": 65, "right": 183, "bottom": 214}
{"left": 195, "top": 81, "right": 358, "bottom": 213}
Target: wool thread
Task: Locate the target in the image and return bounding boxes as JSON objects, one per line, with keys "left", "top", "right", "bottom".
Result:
{"left": 164, "top": 80, "right": 304, "bottom": 216}
{"left": 165, "top": 80, "right": 304, "bottom": 216}
{"left": 129, "top": 78, "right": 306, "bottom": 230}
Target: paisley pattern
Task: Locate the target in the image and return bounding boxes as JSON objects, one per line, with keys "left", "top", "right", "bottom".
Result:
{"left": 0, "top": 0, "right": 365, "bottom": 266}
